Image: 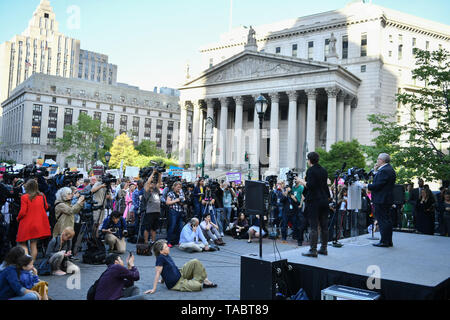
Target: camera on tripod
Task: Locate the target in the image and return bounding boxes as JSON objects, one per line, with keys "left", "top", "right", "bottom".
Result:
{"left": 265, "top": 175, "right": 278, "bottom": 190}
{"left": 100, "top": 173, "right": 117, "bottom": 186}
{"left": 3, "top": 164, "right": 49, "bottom": 183}
{"left": 286, "top": 170, "right": 298, "bottom": 193}
{"left": 205, "top": 179, "right": 220, "bottom": 200}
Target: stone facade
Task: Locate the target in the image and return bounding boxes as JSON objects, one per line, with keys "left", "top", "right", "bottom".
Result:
{"left": 0, "top": 73, "right": 185, "bottom": 167}
{"left": 180, "top": 1, "right": 450, "bottom": 177}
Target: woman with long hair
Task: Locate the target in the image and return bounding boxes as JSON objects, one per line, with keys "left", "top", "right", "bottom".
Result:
{"left": 16, "top": 179, "right": 51, "bottom": 261}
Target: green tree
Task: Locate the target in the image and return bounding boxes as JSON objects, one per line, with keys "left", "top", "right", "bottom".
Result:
{"left": 366, "top": 48, "right": 450, "bottom": 182}
{"left": 135, "top": 140, "right": 166, "bottom": 157}
{"left": 316, "top": 140, "right": 366, "bottom": 181}
{"left": 56, "top": 113, "right": 114, "bottom": 170}
{"left": 109, "top": 133, "right": 139, "bottom": 169}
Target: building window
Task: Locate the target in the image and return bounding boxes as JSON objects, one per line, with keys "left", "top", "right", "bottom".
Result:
{"left": 292, "top": 44, "right": 298, "bottom": 57}
{"left": 80, "top": 110, "right": 88, "bottom": 116}
{"left": 52, "top": 96, "right": 57, "bottom": 103}
{"left": 123, "top": 107, "right": 127, "bottom": 112}
{"left": 144, "top": 118, "right": 152, "bottom": 138}
{"left": 412, "top": 38, "right": 417, "bottom": 55}
{"left": 120, "top": 115, "right": 128, "bottom": 134}
{"left": 361, "top": 33, "right": 367, "bottom": 57}
{"left": 110, "top": 105, "right": 114, "bottom": 111}
{"left": 398, "top": 44, "right": 403, "bottom": 60}
{"left": 64, "top": 108, "right": 73, "bottom": 126}
{"left": 426, "top": 41, "right": 430, "bottom": 51}
{"left": 342, "top": 35, "right": 348, "bottom": 59}
{"left": 389, "top": 51, "right": 392, "bottom": 57}
{"left": 361, "top": 65, "right": 366, "bottom": 73}
{"left": 32, "top": 104, "right": 42, "bottom": 144}
{"left": 389, "top": 34, "right": 393, "bottom": 43}
{"left": 107, "top": 113, "right": 115, "bottom": 129}
{"left": 308, "top": 41, "right": 314, "bottom": 60}
{"left": 94, "top": 112, "right": 101, "bottom": 121}
{"left": 275, "top": 47, "right": 281, "bottom": 54}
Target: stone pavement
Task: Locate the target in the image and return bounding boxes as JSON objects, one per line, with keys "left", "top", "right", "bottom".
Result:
{"left": 39, "top": 234, "right": 307, "bottom": 300}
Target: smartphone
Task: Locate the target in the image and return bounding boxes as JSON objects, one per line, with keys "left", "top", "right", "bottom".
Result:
{"left": 129, "top": 251, "right": 133, "bottom": 257}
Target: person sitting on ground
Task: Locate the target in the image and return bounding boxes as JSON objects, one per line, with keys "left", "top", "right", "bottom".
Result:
{"left": 94, "top": 253, "right": 145, "bottom": 300}
{"left": 53, "top": 187, "right": 85, "bottom": 237}
{"left": 178, "top": 218, "right": 210, "bottom": 253}
{"left": 199, "top": 213, "right": 225, "bottom": 246}
{"left": 231, "top": 213, "right": 249, "bottom": 239}
{"left": 45, "top": 227, "right": 78, "bottom": 276}
{"left": 16, "top": 254, "right": 49, "bottom": 300}
{"left": 145, "top": 239, "right": 217, "bottom": 294}
{"left": 0, "top": 247, "right": 40, "bottom": 300}
{"left": 101, "top": 211, "right": 127, "bottom": 254}
{"left": 0, "top": 246, "right": 25, "bottom": 272}
{"left": 248, "top": 215, "right": 267, "bottom": 243}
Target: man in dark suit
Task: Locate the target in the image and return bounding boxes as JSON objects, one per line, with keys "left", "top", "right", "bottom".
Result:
{"left": 364, "top": 153, "right": 397, "bottom": 247}
{"left": 298, "top": 152, "right": 330, "bottom": 257}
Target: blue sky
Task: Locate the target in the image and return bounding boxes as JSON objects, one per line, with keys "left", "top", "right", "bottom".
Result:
{"left": 0, "top": 0, "right": 449, "bottom": 91}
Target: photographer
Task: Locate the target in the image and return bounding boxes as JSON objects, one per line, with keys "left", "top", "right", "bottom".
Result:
{"left": 142, "top": 169, "right": 163, "bottom": 245}
{"left": 45, "top": 227, "right": 77, "bottom": 276}
{"left": 281, "top": 185, "right": 299, "bottom": 244}
{"left": 101, "top": 211, "right": 127, "bottom": 254}
{"left": 90, "top": 176, "right": 113, "bottom": 238}
{"left": 52, "top": 187, "right": 85, "bottom": 237}
{"left": 166, "top": 182, "right": 185, "bottom": 247}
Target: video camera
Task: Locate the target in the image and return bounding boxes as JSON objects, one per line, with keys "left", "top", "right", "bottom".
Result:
{"left": 342, "top": 167, "right": 374, "bottom": 185}
{"left": 2, "top": 165, "right": 49, "bottom": 184}
{"left": 286, "top": 170, "right": 298, "bottom": 189}
{"left": 265, "top": 175, "right": 278, "bottom": 190}
{"left": 163, "top": 176, "right": 181, "bottom": 190}
{"left": 51, "top": 169, "right": 84, "bottom": 189}
{"left": 140, "top": 161, "right": 166, "bottom": 183}
{"left": 100, "top": 173, "right": 117, "bottom": 186}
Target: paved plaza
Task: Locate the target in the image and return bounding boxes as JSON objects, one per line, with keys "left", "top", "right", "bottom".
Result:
{"left": 40, "top": 234, "right": 304, "bottom": 300}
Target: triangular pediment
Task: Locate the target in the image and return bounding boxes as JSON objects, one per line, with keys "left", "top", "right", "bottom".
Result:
{"left": 182, "top": 51, "right": 334, "bottom": 88}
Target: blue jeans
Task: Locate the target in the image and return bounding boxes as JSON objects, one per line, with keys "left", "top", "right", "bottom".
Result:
{"left": 281, "top": 208, "right": 298, "bottom": 240}
{"left": 9, "top": 292, "right": 39, "bottom": 300}
{"left": 215, "top": 208, "right": 227, "bottom": 234}
{"left": 194, "top": 202, "right": 202, "bottom": 218}
{"left": 167, "top": 209, "right": 184, "bottom": 245}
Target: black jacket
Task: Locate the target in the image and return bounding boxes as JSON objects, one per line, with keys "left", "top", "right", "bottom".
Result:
{"left": 303, "top": 164, "right": 329, "bottom": 203}
{"left": 368, "top": 164, "right": 396, "bottom": 205}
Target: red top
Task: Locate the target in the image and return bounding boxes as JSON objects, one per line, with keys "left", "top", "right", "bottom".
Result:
{"left": 16, "top": 193, "right": 51, "bottom": 243}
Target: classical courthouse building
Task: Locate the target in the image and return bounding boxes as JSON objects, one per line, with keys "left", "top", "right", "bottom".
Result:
{"left": 0, "top": 0, "right": 185, "bottom": 166}
{"left": 178, "top": 1, "right": 450, "bottom": 176}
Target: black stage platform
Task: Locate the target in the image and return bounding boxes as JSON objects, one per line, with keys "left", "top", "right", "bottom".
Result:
{"left": 240, "top": 232, "right": 450, "bottom": 300}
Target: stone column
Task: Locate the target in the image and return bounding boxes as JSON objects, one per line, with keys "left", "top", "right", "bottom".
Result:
{"left": 287, "top": 91, "right": 298, "bottom": 169}
{"left": 325, "top": 87, "right": 338, "bottom": 151}
{"left": 218, "top": 97, "right": 228, "bottom": 170}
{"left": 337, "top": 92, "right": 345, "bottom": 142}
{"left": 191, "top": 102, "right": 201, "bottom": 166}
{"left": 344, "top": 96, "right": 352, "bottom": 142}
{"left": 178, "top": 102, "right": 188, "bottom": 166}
{"left": 298, "top": 97, "right": 307, "bottom": 172}
{"left": 197, "top": 104, "right": 204, "bottom": 165}
{"left": 305, "top": 89, "right": 317, "bottom": 153}
{"left": 252, "top": 95, "right": 260, "bottom": 169}
{"left": 233, "top": 96, "right": 244, "bottom": 171}
{"left": 268, "top": 92, "right": 280, "bottom": 175}
{"left": 204, "top": 99, "right": 215, "bottom": 169}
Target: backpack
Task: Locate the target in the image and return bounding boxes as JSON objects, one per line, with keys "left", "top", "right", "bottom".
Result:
{"left": 86, "top": 270, "right": 108, "bottom": 300}
{"left": 82, "top": 236, "right": 106, "bottom": 265}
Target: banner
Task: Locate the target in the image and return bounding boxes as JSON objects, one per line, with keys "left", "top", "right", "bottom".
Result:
{"left": 93, "top": 166, "right": 104, "bottom": 176}
{"left": 125, "top": 166, "right": 140, "bottom": 178}
{"left": 226, "top": 172, "right": 242, "bottom": 184}
{"left": 168, "top": 166, "right": 184, "bottom": 177}
{"left": 106, "top": 169, "right": 120, "bottom": 178}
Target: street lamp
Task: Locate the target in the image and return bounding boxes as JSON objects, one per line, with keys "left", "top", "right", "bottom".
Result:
{"left": 201, "top": 116, "right": 214, "bottom": 178}
{"left": 255, "top": 95, "right": 268, "bottom": 181}
{"left": 104, "top": 151, "right": 111, "bottom": 171}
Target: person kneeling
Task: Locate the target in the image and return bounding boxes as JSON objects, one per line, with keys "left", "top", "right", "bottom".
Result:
{"left": 145, "top": 240, "right": 217, "bottom": 294}
{"left": 101, "top": 211, "right": 127, "bottom": 254}
{"left": 94, "top": 253, "right": 145, "bottom": 300}
{"left": 45, "top": 227, "right": 78, "bottom": 276}
{"left": 200, "top": 213, "right": 225, "bottom": 246}
{"left": 178, "top": 218, "right": 210, "bottom": 253}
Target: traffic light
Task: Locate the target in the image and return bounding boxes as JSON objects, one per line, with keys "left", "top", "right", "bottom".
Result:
{"left": 245, "top": 152, "right": 249, "bottom": 162}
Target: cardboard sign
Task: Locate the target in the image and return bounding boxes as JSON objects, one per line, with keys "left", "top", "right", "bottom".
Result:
{"left": 93, "top": 166, "right": 104, "bottom": 176}
{"left": 226, "top": 172, "right": 242, "bottom": 184}
{"left": 125, "top": 166, "right": 140, "bottom": 178}
{"left": 168, "top": 166, "right": 184, "bottom": 177}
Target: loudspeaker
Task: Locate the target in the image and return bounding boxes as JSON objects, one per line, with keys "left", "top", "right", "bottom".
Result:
{"left": 240, "top": 256, "right": 297, "bottom": 300}
{"left": 393, "top": 184, "right": 405, "bottom": 205}
{"left": 245, "top": 180, "right": 269, "bottom": 215}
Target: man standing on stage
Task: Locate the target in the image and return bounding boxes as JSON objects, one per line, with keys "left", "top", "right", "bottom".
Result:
{"left": 298, "top": 152, "right": 330, "bottom": 258}
{"left": 363, "top": 153, "right": 397, "bottom": 247}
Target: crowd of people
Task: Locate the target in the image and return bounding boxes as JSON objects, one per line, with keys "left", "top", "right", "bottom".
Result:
{"left": 0, "top": 162, "right": 449, "bottom": 300}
